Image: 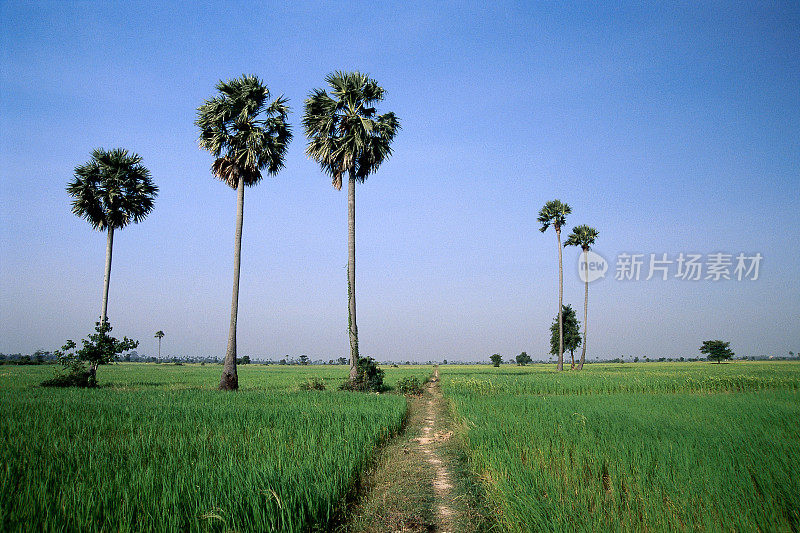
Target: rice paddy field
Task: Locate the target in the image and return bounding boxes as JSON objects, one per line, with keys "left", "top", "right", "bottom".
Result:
{"left": 3, "top": 361, "right": 799, "bottom": 532}
{"left": 0, "top": 363, "right": 431, "bottom": 532}
{"left": 440, "top": 362, "right": 800, "bottom": 532}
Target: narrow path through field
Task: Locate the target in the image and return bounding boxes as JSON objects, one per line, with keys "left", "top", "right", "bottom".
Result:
{"left": 341, "top": 368, "right": 487, "bottom": 532}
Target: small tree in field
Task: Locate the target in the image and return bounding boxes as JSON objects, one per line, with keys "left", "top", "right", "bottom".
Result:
{"left": 298, "top": 354, "right": 309, "bottom": 365}
{"left": 490, "top": 353, "right": 502, "bottom": 367}
{"left": 550, "top": 305, "right": 581, "bottom": 369}
{"left": 340, "top": 356, "right": 384, "bottom": 392}
{"left": 700, "top": 340, "right": 734, "bottom": 363}
{"left": 516, "top": 351, "right": 532, "bottom": 366}
{"left": 44, "top": 319, "right": 138, "bottom": 387}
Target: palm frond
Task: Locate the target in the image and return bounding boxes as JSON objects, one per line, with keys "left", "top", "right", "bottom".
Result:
{"left": 538, "top": 199, "right": 572, "bottom": 232}
{"left": 564, "top": 225, "right": 599, "bottom": 250}
{"left": 67, "top": 148, "right": 158, "bottom": 231}
{"left": 303, "top": 71, "right": 399, "bottom": 189}
{"left": 196, "top": 75, "right": 291, "bottom": 188}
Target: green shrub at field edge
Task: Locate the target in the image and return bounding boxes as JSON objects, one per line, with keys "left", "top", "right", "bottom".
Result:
{"left": 299, "top": 377, "right": 326, "bottom": 391}
{"left": 396, "top": 376, "right": 423, "bottom": 395}
{"left": 340, "top": 356, "right": 385, "bottom": 392}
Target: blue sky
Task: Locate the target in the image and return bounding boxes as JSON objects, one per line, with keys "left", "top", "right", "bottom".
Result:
{"left": 1, "top": 1, "right": 798, "bottom": 361}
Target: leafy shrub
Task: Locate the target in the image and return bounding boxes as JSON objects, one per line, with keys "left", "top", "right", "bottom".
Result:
{"left": 42, "top": 319, "right": 137, "bottom": 388}
{"left": 340, "top": 356, "right": 385, "bottom": 392}
{"left": 41, "top": 368, "right": 94, "bottom": 388}
{"left": 396, "top": 376, "right": 423, "bottom": 395}
{"left": 299, "top": 378, "right": 326, "bottom": 391}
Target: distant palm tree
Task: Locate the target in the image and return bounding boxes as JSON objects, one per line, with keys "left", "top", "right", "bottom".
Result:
{"left": 196, "top": 75, "right": 292, "bottom": 391}
{"left": 67, "top": 148, "right": 158, "bottom": 325}
{"left": 565, "top": 225, "right": 598, "bottom": 371}
{"left": 154, "top": 330, "right": 165, "bottom": 359}
{"left": 538, "top": 199, "right": 571, "bottom": 371}
{"left": 303, "top": 71, "right": 399, "bottom": 381}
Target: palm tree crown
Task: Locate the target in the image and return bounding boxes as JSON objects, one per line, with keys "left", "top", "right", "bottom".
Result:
{"left": 196, "top": 75, "right": 292, "bottom": 188}
{"left": 67, "top": 148, "right": 158, "bottom": 231}
{"left": 303, "top": 71, "right": 400, "bottom": 189}
{"left": 537, "top": 199, "right": 572, "bottom": 233}
{"left": 564, "top": 225, "right": 599, "bottom": 251}
{"left": 154, "top": 331, "right": 164, "bottom": 339}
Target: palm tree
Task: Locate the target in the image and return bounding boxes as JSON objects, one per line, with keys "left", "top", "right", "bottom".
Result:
{"left": 565, "top": 225, "right": 598, "bottom": 371}
{"left": 154, "top": 330, "right": 165, "bottom": 359}
{"left": 196, "top": 75, "right": 292, "bottom": 391}
{"left": 303, "top": 71, "right": 399, "bottom": 381}
{"left": 67, "top": 148, "right": 158, "bottom": 326}
{"left": 538, "top": 199, "right": 571, "bottom": 371}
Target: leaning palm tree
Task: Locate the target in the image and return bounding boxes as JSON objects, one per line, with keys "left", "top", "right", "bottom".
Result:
{"left": 565, "top": 225, "right": 598, "bottom": 371}
{"left": 154, "top": 330, "right": 165, "bottom": 359}
{"left": 538, "top": 199, "right": 571, "bottom": 371}
{"left": 196, "top": 75, "right": 291, "bottom": 391}
{"left": 67, "top": 148, "right": 158, "bottom": 325}
{"left": 303, "top": 71, "right": 399, "bottom": 381}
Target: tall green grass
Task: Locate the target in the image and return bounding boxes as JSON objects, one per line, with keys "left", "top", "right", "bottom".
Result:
{"left": 442, "top": 362, "right": 800, "bottom": 532}
{"left": 2, "top": 362, "right": 432, "bottom": 391}
{"left": 444, "top": 361, "right": 800, "bottom": 395}
{"left": 0, "top": 364, "right": 431, "bottom": 532}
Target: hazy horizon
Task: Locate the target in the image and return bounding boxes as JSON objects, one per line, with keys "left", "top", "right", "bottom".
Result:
{"left": 1, "top": 1, "right": 798, "bottom": 362}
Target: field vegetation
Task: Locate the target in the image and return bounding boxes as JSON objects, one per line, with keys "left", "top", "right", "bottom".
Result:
{"left": 441, "top": 362, "right": 800, "bottom": 531}
{"left": 0, "top": 364, "right": 430, "bottom": 532}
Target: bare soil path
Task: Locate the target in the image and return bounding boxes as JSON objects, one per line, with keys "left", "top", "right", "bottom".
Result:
{"left": 341, "top": 368, "right": 489, "bottom": 532}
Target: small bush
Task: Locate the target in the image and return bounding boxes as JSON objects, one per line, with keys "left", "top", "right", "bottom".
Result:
{"left": 299, "top": 378, "right": 326, "bottom": 391}
{"left": 396, "top": 376, "right": 423, "bottom": 395}
{"left": 44, "top": 319, "right": 137, "bottom": 387}
{"left": 340, "top": 356, "right": 385, "bottom": 392}
{"left": 41, "top": 367, "right": 95, "bottom": 388}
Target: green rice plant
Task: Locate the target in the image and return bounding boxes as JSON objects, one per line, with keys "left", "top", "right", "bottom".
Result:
{"left": 442, "top": 361, "right": 800, "bottom": 396}
{"left": 5, "top": 363, "right": 433, "bottom": 392}
{"left": 0, "top": 364, "right": 431, "bottom": 532}
{"left": 442, "top": 362, "right": 800, "bottom": 531}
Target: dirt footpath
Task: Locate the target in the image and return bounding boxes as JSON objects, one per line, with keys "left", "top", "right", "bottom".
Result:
{"left": 341, "top": 368, "right": 489, "bottom": 532}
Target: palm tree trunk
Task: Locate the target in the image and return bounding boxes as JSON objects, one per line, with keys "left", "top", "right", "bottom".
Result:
{"left": 101, "top": 226, "right": 114, "bottom": 324}
{"left": 347, "top": 172, "right": 359, "bottom": 381}
{"left": 220, "top": 176, "right": 244, "bottom": 391}
{"left": 556, "top": 228, "right": 564, "bottom": 371}
{"left": 578, "top": 248, "right": 588, "bottom": 371}
{"left": 158, "top": 338, "right": 161, "bottom": 359}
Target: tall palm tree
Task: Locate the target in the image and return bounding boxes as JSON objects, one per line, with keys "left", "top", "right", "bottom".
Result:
{"left": 154, "top": 330, "right": 165, "bottom": 359}
{"left": 538, "top": 199, "right": 571, "bottom": 371}
{"left": 196, "top": 75, "right": 291, "bottom": 391}
{"left": 303, "top": 71, "right": 399, "bottom": 381}
{"left": 67, "top": 148, "right": 158, "bottom": 326}
{"left": 565, "top": 225, "right": 598, "bottom": 371}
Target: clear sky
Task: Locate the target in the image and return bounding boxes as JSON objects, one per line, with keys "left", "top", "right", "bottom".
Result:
{"left": 1, "top": 1, "right": 798, "bottom": 362}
